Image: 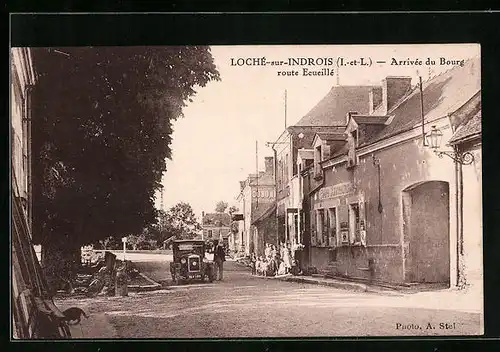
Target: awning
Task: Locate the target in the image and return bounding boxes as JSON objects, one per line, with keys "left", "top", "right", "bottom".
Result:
{"left": 251, "top": 203, "right": 277, "bottom": 225}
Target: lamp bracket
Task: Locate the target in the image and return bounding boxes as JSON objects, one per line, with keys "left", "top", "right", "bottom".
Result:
{"left": 434, "top": 150, "right": 474, "bottom": 165}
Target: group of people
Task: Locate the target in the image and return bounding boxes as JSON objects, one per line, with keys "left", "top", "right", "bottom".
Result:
{"left": 251, "top": 242, "right": 294, "bottom": 277}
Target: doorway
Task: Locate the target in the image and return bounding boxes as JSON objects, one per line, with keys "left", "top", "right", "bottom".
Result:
{"left": 402, "top": 181, "right": 450, "bottom": 284}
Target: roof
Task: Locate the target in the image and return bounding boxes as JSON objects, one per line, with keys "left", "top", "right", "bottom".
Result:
{"left": 360, "top": 57, "right": 481, "bottom": 146}
{"left": 352, "top": 115, "right": 390, "bottom": 125}
{"left": 328, "top": 143, "right": 350, "bottom": 160}
{"left": 449, "top": 111, "right": 481, "bottom": 144}
{"left": 294, "top": 86, "right": 375, "bottom": 127}
{"left": 287, "top": 125, "right": 345, "bottom": 149}
{"left": 252, "top": 202, "right": 277, "bottom": 225}
{"left": 315, "top": 132, "right": 347, "bottom": 142}
{"left": 173, "top": 239, "right": 205, "bottom": 243}
{"left": 202, "top": 213, "right": 231, "bottom": 227}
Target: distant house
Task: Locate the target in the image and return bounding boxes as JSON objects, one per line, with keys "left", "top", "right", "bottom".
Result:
{"left": 201, "top": 212, "right": 232, "bottom": 246}
{"left": 236, "top": 157, "right": 276, "bottom": 256}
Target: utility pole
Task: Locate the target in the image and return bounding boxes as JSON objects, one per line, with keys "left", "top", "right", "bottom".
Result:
{"left": 284, "top": 89, "right": 287, "bottom": 129}
{"left": 419, "top": 76, "right": 427, "bottom": 146}
{"left": 256, "top": 140, "right": 259, "bottom": 207}
{"left": 336, "top": 65, "right": 340, "bottom": 86}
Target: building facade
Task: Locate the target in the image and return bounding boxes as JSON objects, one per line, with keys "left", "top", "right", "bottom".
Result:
{"left": 11, "top": 48, "right": 70, "bottom": 338}
{"left": 201, "top": 212, "right": 232, "bottom": 247}
{"left": 448, "top": 97, "right": 482, "bottom": 290}
{"left": 236, "top": 157, "right": 275, "bottom": 255}
{"left": 300, "top": 59, "right": 481, "bottom": 288}
{"left": 271, "top": 85, "right": 375, "bottom": 266}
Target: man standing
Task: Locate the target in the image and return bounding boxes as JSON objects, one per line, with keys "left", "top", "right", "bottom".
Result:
{"left": 213, "top": 240, "right": 226, "bottom": 281}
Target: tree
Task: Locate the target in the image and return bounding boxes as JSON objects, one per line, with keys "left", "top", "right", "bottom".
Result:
{"left": 125, "top": 234, "right": 145, "bottom": 251}
{"left": 215, "top": 201, "right": 228, "bottom": 213}
{"left": 163, "top": 202, "right": 201, "bottom": 240}
{"left": 31, "top": 47, "right": 219, "bottom": 288}
{"left": 228, "top": 206, "right": 239, "bottom": 216}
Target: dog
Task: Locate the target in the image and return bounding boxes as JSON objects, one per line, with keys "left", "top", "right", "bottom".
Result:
{"left": 61, "top": 307, "right": 89, "bottom": 325}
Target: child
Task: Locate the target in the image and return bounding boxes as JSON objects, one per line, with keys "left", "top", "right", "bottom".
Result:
{"left": 256, "top": 256, "right": 262, "bottom": 276}
{"left": 250, "top": 253, "right": 257, "bottom": 275}
{"left": 261, "top": 258, "right": 269, "bottom": 277}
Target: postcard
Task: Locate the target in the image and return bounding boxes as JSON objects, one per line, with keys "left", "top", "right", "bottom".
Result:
{"left": 11, "top": 43, "right": 482, "bottom": 338}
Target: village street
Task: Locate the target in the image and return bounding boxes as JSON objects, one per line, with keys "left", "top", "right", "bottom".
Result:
{"left": 55, "top": 253, "right": 482, "bottom": 338}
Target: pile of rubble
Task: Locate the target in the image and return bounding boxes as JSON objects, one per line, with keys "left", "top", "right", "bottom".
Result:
{"left": 61, "top": 251, "right": 160, "bottom": 297}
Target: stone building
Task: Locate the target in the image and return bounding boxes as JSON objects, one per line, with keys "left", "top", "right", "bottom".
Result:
{"left": 447, "top": 96, "right": 482, "bottom": 290}
{"left": 201, "top": 212, "right": 232, "bottom": 247}
{"left": 11, "top": 48, "right": 69, "bottom": 338}
{"left": 236, "top": 157, "right": 275, "bottom": 255}
{"left": 299, "top": 58, "right": 481, "bottom": 288}
{"left": 270, "top": 85, "right": 376, "bottom": 266}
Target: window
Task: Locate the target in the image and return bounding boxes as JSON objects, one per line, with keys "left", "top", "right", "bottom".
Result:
{"left": 315, "top": 146, "right": 322, "bottom": 169}
{"left": 208, "top": 230, "right": 213, "bottom": 237}
{"left": 351, "top": 130, "right": 358, "bottom": 147}
{"left": 294, "top": 214, "right": 299, "bottom": 244}
{"left": 310, "top": 210, "right": 317, "bottom": 246}
{"left": 347, "top": 130, "right": 358, "bottom": 168}
{"left": 317, "top": 209, "right": 330, "bottom": 247}
{"left": 323, "top": 209, "right": 330, "bottom": 246}
{"left": 349, "top": 203, "right": 361, "bottom": 243}
{"left": 316, "top": 210, "right": 324, "bottom": 246}
{"left": 278, "top": 160, "right": 283, "bottom": 189}
{"left": 328, "top": 208, "right": 337, "bottom": 247}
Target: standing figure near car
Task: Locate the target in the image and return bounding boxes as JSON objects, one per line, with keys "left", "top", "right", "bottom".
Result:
{"left": 213, "top": 240, "right": 226, "bottom": 280}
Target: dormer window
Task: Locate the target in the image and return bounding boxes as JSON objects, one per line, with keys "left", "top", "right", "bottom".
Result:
{"left": 314, "top": 145, "right": 322, "bottom": 178}
{"left": 347, "top": 129, "right": 358, "bottom": 168}
{"left": 351, "top": 130, "right": 358, "bottom": 148}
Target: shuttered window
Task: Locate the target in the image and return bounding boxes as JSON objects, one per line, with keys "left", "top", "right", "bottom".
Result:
{"left": 328, "top": 208, "right": 337, "bottom": 247}
{"left": 310, "top": 210, "right": 316, "bottom": 246}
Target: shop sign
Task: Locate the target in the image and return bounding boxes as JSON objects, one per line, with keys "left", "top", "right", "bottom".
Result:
{"left": 318, "top": 182, "right": 355, "bottom": 200}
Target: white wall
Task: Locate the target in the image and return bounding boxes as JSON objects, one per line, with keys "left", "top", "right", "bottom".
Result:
{"left": 461, "top": 144, "right": 483, "bottom": 290}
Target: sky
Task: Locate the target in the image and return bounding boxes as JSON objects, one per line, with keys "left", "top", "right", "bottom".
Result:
{"left": 155, "top": 44, "right": 480, "bottom": 219}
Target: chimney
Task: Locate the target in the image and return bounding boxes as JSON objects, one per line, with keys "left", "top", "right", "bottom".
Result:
{"left": 369, "top": 87, "right": 383, "bottom": 114}
{"left": 381, "top": 77, "right": 412, "bottom": 114}
{"left": 264, "top": 157, "right": 274, "bottom": 175}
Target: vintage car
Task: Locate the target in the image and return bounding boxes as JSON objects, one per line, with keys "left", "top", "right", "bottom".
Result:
{"left": 169, "top": 240, "right": 215, "bottom": 284}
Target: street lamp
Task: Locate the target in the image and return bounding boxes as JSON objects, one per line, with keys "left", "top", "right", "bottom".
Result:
{"left": 425, "top": 125, "right": 474, "bottom": 165}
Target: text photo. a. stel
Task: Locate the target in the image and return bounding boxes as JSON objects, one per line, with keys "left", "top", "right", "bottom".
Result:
{"left": 11, "top": 44, "right": 482, "bottom": 339}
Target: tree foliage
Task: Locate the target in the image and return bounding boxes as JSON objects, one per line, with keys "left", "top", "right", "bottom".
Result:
{"left": 228, "top": 206, "right": 239, "bottom": 216}
{"left": 215, "top": 201, "right": 228, "bottom": 213}
{"left": 161, "top": 202, "right": 201, "bottom": 240}
{"left": 31, "top": 47, "right": 220, "bottom": 249}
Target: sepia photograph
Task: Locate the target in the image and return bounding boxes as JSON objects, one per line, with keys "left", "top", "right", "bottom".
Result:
{"left": 11, "top": 43, "right": 483, "bottom": 339}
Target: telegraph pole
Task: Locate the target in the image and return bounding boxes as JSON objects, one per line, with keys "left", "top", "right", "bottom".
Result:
{"left": 256, "top": 140, "right": 259, "bottom": 206}
{"left": 284, "top": 89, "right": 287, "bottom": 129}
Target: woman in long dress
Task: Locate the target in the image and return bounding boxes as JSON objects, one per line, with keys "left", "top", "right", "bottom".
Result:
{"left": 271, "top": 245, "right": 279, "bottom": 276}
{"left": 277, "top": 259, "right": 286, "bottom": 276}
{"left": 283, "top": 243, "right": 292, "bottom": 274}
{"left": 264, "top": 243, "right": 272, "bottom": 261}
